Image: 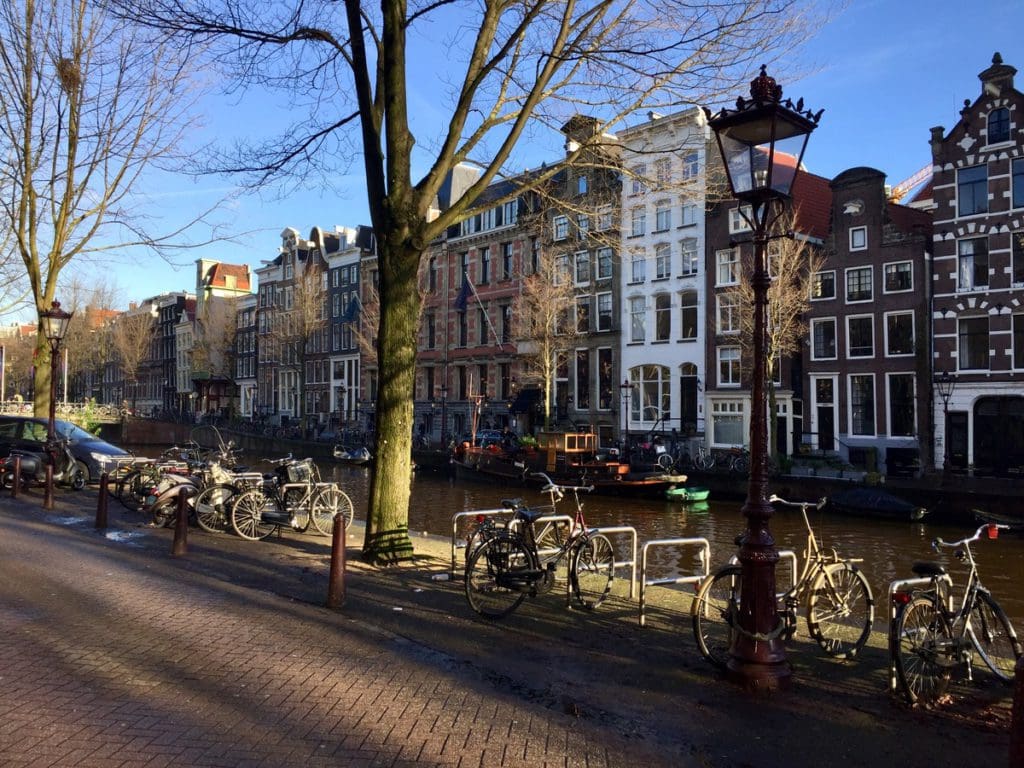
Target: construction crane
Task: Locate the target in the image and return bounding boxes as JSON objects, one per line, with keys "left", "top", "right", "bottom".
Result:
{"left": 888, "top": 165, "right": 931, "bottom": 203}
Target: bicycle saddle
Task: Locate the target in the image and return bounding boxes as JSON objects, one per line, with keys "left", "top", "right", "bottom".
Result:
{"left": 514, "top": 507, "right": 548, "bottom": 524}
{"left": 911, "top": 561, "right": 947, "bottom": 578}
{"left": 501, "top": 498, "right": 524, "bottom": 510}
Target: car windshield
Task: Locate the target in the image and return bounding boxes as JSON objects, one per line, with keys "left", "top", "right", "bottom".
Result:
{"left": 55, "top": 420, "right": 97, "bottom": 441}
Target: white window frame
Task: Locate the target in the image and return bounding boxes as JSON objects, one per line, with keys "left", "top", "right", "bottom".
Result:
{"left": 654, "top": 200, "right": 671, "bottom": 232}
{"left": 630, "top": 253, "right": 646, "bottom": 284}
{"left": 717, "top": 293, "right": 741, "bottom": 335}
{"left": 883, "top": 260, "right": 914, "bottom": 293}
{"left": 849, "top": 226, "right": 867, "bottom": 251}
{"left": 629, "top": 296, "right": 646, "bottom": 343}
{"left": 553, "top": 215, "right": 569, "bottom": 241}
{"left": 728, "top": 206, "right": 752, "bottom": 234}
{"left": 596, "top": 247, "right": 613, "bottom": 280}
{"left": 848, "top": 373, "right": 876, "bottom": 437}
{"left": 573, "top": 250, "right": 591, "bottom": 285}
{"left": 630, "top": 164, "right": 646, "bottom": 195}
{"left": 717, "top": 346, "right": 741, "bottom": 387}
{"left": 630, "top": 207, "right": 646, "bottom": 237}
{"left": 654, "top": 293, "right": 672, "bottom": 342}
{"left": 811, "top": 270, "right": 836, "bottom": 301}
{"left": 596, "top": 292, "right": 612, "bottom": 332}
{"left": 846, "top": 314, "right": 875, "bottom": 359}
{"left": 716, "top": 248, "right": 740, "bottom": 286}
{"left": 884, "top": 310, "right": 915, "bottom": 357}
{"left": 680, "top": 201, "right": 699, "bottom": 227}
{"left": 679, "top": 238, "right": 698, "bottom": 276}
{"left": 886, "top": 372, "right": 917, "bottom": 438}
{"left": 810, "top": 317, "right": 837, "bottom": 361}
{"left": 845, "top": 265, "right": 873, "bottom": 303}
{"left": 654, "top": 243, "right": 671, "bottom": 279}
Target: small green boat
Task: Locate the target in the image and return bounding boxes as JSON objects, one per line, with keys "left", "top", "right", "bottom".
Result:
{"left": 665, "top": 486, "right": 710, "bottom": 503}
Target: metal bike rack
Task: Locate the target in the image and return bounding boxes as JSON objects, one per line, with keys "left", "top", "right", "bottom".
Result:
{"left": 592, "top": 526, "right": 638, "bottom": 601}
{"left": 638, "top": 537, "right": 710, "bottom": 627}
{"left": 727, "top": 550, "right": 798, "bottom": 597}
{"left": 450, "top": 508, "right": 510, "bottom": 576}
{"left": 886, "top": 575, "right": 953, "bottom": 693}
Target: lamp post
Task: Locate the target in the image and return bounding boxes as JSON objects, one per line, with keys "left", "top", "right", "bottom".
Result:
{"left": 439, "top": 384, "right": 448, "bottom": 446}
{"left": 934, "top": 371, "right": 956, "bottom": 476}
{"left": 619, "top": 378, "right": 632, "bottom": 460}
{"left": 40, "top": 301, "right": 73, "bottom": 508}
{"left": 705, "top": 66, "right": 820, "bottom": 691}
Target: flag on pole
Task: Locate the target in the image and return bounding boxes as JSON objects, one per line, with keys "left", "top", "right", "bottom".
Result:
{"left": 453, "top": 276, "right": 470, "bottom": 311}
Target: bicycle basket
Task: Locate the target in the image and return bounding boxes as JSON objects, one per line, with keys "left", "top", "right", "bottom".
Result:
{"left": 287, "top": 461, "right": 312, "bottom": 483}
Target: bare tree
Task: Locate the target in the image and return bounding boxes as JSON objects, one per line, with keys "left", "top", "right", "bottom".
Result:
{"left": 110, "top": 311, "right": 156, "bottom": 412}
{"left": 111, "top": 0, "right": 815, "bottom": 563}
{"left": 719, "top": 209, "right": 825, "bottom": 454}
{"left": 0, "top": 0, "right": 215, "bottom": 420}
{"left": 59, "top": 275, "right": 122, "bottom": 399}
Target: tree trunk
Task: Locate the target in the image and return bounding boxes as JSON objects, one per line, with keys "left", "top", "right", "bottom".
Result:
{"left": 32, "top": 331, "right": 52, "bottom": 421}
{"left": 362, "top": 236, "right": 419, "bottom": 564}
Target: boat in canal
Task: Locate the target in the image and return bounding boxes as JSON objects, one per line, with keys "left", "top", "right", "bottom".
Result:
{"left": 452, "top": 429, "right": 688, "bottom": 499}
{"left": 666, "top": 485, "right": 711, "bottom": 503}
{"left": 332, "top": 445, "right": 373, "bottom": 466}
{"left": 827, "top": 487, "right": 928, "bottom": 522}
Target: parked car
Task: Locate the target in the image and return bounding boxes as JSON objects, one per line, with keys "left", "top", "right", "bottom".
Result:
{"left": 0, "top": 416, "right": 130, "bottom": 483}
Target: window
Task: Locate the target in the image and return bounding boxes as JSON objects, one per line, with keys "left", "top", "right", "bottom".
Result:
{"left": 596, "top": 206, "right": 613, "bottom": 231}
{"left": 655, "top": 243, "right": 671, "bottom": 279}
{"left": 679, "top": 290, "right": 697, "bottom": 340}
{"left": 811, "top": 318, "right": 837, "bottom": 360}
{"left": 629, "top": 364, "right": 670, "bottom": 424}
{"left": 884, "top": 261, "right": 913, "bottom": 292}
{"left": 849, "top": 226, "right": 867, "bottom": 251}
{"left": 501, "top": 304, "right": 512, "bottom": 344}
{"left": 958, "top": 316, "right": 989, "bottom": 370}
{"left": 428, "top": 257, "right": 438, "bottom": 292}
{"left": 988, "top": 107, "right": 1010, "bottom": 144}
{"left": 1014, "top": 314, "right": 1024, "bottom": 370}
{"left": 630, "top": 207, "right": 646, "bottom": 237}
{"left": 553, "top": 215, "right": 569, "bottom": 241}
{"left": 479, "top": 247, "right": 490, "bottom": 284}
{"left": 958, "top": 164, "right": 988, "bottom": 216}
{"left": 885, "top": 312, "right": 915, "bottom": 356}
{"left": 529, "top": 237, "right": 539, "bottom": 274}
{"left": 655, "top": 158, "right": 671, "bottom": 185}
{"left": 711, "top": 400, "right": 744, "bottom": 445}
{"left": 717, "top": 293, "right": 741, "bottom": 334}
{"left": 478, "top": 307, "right": 488, "bottom": 345}
{"left": 574, "top": 251, "right": 591, "bottom": 284}
{"left": 718, "top": 347, "right": 741, "bottom": 386}
{"left": 655, "top": 200, "right": 671, "bottom": 231}
{"left": 1014, "top": 234, "right": 1024, "bottom": 286}
{"left": 728, "top": 206, "right": 752, "bottom": 234}
{"left": 716, "top": 248, "right": 740, "bottom": 286}
{"left": 849, "top": 374, "right": 875, "bottom": 436}
{"left": 1014, "top": 159, "right": 1024, "bottom": 209}
{"left": 629, "top": 297, "right": 645, "bottom": 342}
{"left": 680, "top": 238, "right": 698, "bottom": 275}
{"left": 426, "top": 313, "right": 436, "bottom": 349}
{"left": 458, "top": 311, "right": 468, "bottom": 347}
{"left": 577, "top": 214, "right": 589, "bottom": 239}
{"left": 845, "top": 266, "right": 872, "bottom": 302}
{"left": 811, "top": 270, "right": 836, "bottom": 300}
{"left": 598, "top": 348, "right": 613, "bottom": 409}
{"left": 576, "top": 296, "right": 591, "bottom": 333}
{"left": 501, "top": 242, "right": 513, "bottom": 279}
{"left": 630, "top": 164, "right": 646, "bottom": 195}
{"left": 596, "top": 292, "right": 612, "bottom": 331}
{"left": 888, "top": 374, "right": 916, "bottom": 437}
{"left": 680, "top": 201, "right": 699, "bottom": 227}
{"left": 847, "top": 315, "right": 874, "bottom": 358}
{"left": 596, "top": 247, "right": 613, "bottom": 279}
{"left": 654, "top": 293, "right": 671, "bottom": 341}
{"left": 682, "top": 151, "right": 699, "bottom": 179}
{"left": 575, "top": 349, "right": 591, "bottom": 410}
{"left": 577, "top": 175, "right": 588, "bottom": 195}
{"left": 630, "top": 253, "right": 645, "bottom": 283}
{"left": 554, "top": 253, "right": 571, "bottom": 286}
{"left": 958, "top": 237, "right": 989, "bottom": 291}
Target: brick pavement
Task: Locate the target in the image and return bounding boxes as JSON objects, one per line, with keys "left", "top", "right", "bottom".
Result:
{"left": 0, "top": 488, "right": 1014, "bottom": 767}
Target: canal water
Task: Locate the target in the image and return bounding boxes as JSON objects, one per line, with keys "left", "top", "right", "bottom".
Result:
{"left": 318, "top": 463, "right": 1024, "bottom": 630}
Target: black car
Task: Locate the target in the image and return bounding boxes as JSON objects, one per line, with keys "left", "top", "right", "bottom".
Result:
{"left": 0, "top": 416, "right": 130, "bottom": 483}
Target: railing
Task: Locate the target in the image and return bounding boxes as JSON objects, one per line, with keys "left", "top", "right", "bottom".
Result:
{"left": 0, "top": 400, "right": 124, "bottom": 420}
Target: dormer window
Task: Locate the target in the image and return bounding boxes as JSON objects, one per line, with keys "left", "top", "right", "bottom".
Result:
{"left": 988, "top": 107, "right": 1010, "bottom": 144}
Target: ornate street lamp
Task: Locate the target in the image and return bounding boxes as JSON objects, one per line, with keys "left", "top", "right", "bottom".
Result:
{"left": 705, "top": 66, "right": 821, "bottom": 691}
{"left": 40, "top": 300, "right": 73, "bottom": 509}
{"left": 934, "top": 371, "right": 956, "bottom": 476}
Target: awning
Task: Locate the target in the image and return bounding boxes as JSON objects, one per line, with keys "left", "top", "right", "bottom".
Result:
{"left": 509, "top": 387, "right": 542, "bottom": 414}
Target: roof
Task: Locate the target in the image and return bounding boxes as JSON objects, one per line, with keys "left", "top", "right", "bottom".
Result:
{"left": 790, "top": 170, "right": 832, "bottom": 241}
{"left": 886, "top": 201, "right": 932, "bottom": 235}
{"left": 206, "top": 262, "right": 251, "bottom": 291}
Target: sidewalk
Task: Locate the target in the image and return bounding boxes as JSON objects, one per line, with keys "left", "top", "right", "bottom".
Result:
{"left": 0, "top": 488, "right": 1013, "bottom": 767}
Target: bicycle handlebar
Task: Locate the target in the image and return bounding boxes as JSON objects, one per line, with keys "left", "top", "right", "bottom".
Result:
{"left": 933, "top": 523, "right": 1007, "bottom": 551}
{"left": 531, "top": 471, "right": 594, "bottom": 494}
{"left": 768, "top": 494, "right": 827, "bottom": 511}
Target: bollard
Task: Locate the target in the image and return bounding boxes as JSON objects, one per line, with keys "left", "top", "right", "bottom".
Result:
{"left": 95, "top": 472, "right": 109, "bottom": 530}
{"left": 1012, "top": 656, "right": 1024, "bottom": 767}
{"left": 10, "top": 455, "right": 20, "bottom": 499}
{"left": 43, "top": 464, "right": 54, "bottom": 509}
{"left": 326, "top": 512, "right": 347, "bottom": 609}
{"left": 171, "top": 491, "right": 188, "bottom": 556}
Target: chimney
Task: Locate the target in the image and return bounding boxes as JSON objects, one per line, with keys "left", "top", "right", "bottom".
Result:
{"left": 979, "top": 52, "right": 1016, "bottom": 97}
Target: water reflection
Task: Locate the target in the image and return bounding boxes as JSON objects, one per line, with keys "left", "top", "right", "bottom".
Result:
{"left": 322, "top": 463, "right": 1024, "bottom": 629}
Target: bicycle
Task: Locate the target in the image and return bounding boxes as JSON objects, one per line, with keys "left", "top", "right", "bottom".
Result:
{"left": 692, "top": 494, "right": 874, "bottom": 669}
{"left": 229, "top": 456, "right": 354, "bottom": 541}
{"left": 464, "top": 472, "right": 615, "bottom": 619}
{"left": 692, "top": 444, "right": 716, "bottom": 471}
{"left": 890, "top": 523, "right": 1022, "bottom": 704}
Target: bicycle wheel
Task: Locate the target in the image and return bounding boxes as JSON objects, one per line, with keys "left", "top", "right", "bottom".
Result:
{"left": 464, "top": 535, "right": 532, "bottom": 619}
{"left": 283, "top": 487, "right": 310, "bottom": 532}
{"left": 656, "top": 453, "right": 674, "bottom": 471}
{"left": 692, "top": 565, "right": 740, "bottom": 670}
{"left": 968, "top": 591, "right": 1022, "bottom": 683}
{"left": 694, "top": 452, "right": 713, "bottom": 471}
{"left": 572, "top": 533, "right": 615, "bottom": 610}
{"left": 893, "top": 596, "right": 953, "bottom": 704}
{"left": 311, "top": 486, "right": 354, "bottom": 535}
{"left": 194, "top": 483, "right": 238, "bottom": 533}
{"left": 730, "top": 453, "right": 750, "bottom": 475}
{"left": 807, "top": 562, "right": 874, "bottom": 659}
{"left": 230, "top": 489, "right": 276, "bottom": 541}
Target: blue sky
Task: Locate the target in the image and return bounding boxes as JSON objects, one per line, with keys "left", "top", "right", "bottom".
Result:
{"left": 75, "top": 0, "right": 1022, "bottom": 309}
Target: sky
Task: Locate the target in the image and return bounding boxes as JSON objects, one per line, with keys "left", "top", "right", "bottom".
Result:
{"left": 61, "top": 0, "right": 1024, "bottom": 312}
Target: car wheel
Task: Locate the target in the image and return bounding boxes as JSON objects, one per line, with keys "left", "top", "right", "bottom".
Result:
{"left": 75, "top": 460, "right": 90, "bottom": 484}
